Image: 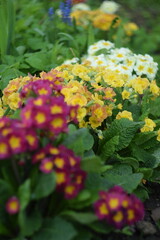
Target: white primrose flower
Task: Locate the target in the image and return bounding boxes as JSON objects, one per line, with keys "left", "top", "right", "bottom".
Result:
{"left": 88, "top": 40, "right": 114, "bottom": 56}
{"left": 144, "top": 62, "right": 158, "bottom": 80}
{"left": 99, "top": 1, "right": 120, "bottom": 14}
{"left": 63, "top": 57, "right": 79, "bottom": 65}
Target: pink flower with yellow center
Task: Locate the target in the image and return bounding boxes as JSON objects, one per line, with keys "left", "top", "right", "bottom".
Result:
{"left": 94, "top": 186, "right": 144, "bottom": 229}
{"left": 49, "top": 115, "right": 67, "bottom": 134}
{"left": 7, "top": 133, "right": 26, "bottom": 154}
{"left": 6, "top": 196, "right": 20, "bottom": 215}
{"left": 55, "top": 169, "right": 69, "bottom": 187}
{"left": 53, "top": 155, "right": 67, "bottom": 169}
{"left": 33, "top": 108, "right": 49, "bottom": 128}
{"left": 32, "top": 150, "right": 46, "bottom": 163}
{"left": 0, "top": 139, "right": 11, "bottom": 159}
{"left": 49, "top": 96, "right": 70, "bottom": 115}
{"left": 21, "top": 106, "right": 33, "bottom": 127}
{"left": 0, "top": 117, "right": 10, "bottom": 129}
{"left": 39, "top": 158, "right": 54, "bottom": 173}
{"left": 25, "top": 130, "right": 38, "bottom": 151}
{"left": 33, "top": 80, "right": 52, "bottom": 96}
{"left": 64, "top": 183, "right": 78, "bottom": 199}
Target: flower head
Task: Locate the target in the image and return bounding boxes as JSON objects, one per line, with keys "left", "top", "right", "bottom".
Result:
{"left": 6, "top": 197, "right": 20, "bottom": 215}
{"left": 94, "top": 186, "right": 144, "bottom": 229}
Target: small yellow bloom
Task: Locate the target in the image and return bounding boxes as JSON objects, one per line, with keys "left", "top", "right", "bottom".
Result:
{"left": 117, "top": 103, "right": 123, "bottom": 110}
{"left": 140, "top": 118, "right": 156, "bottom": 132}
{"left": 157, "top": 129, "right": 160, "bottom": 141}
{"left": 7, "top": 93, "right": 21, "bottom": 110}
{"left": 122, "top": 90, "right": 131, "bottom": 100}
{"left": 116, "top": 110, "right": 133, "bottom": 121}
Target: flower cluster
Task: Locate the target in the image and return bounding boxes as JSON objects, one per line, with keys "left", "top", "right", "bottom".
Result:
{"left": 33, "top": 144, "right": 86, "bottom": 199}
{"left": 83, "top": 40, "right": 158, "bottom": 81}
{"left": 55, "top": 64, "right": 116, "bottom": 129}
{"left": 1, "top": 69, "right": 64, "bottom": 111}
{"left": 94, "top": 186, "right": 144, "bottom": 229}
{"left": 71, "top": 9, "right": 119, "bottom": 30}
{"left": 0, "top": 79, "right": 86, "bottom": 200}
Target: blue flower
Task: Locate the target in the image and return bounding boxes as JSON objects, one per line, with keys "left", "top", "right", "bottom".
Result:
{"left": 60, "top": 0, "right": 72, "bottom": 25}
{"left": 48, "top": 7, "right": 54, "bottom": 20}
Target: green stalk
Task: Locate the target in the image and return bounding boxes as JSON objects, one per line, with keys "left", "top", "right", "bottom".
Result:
{"left": 0, "top": 0, "right": 8, "bottom": 62}
{"left": 6, "top": 0, "right": 15, "bottom": 55}
{"left": 0, "top": 0, "right": 15, "bottom": 62}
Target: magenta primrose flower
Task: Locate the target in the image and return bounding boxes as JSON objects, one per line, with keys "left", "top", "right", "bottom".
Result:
{"left": 6, "top": 196, "right": 20, "bottom": 215}
{"left": 94, "top": 186, "right": 144, "bottom": 229}
{"left": 33, "top": 143, "right": 86, "bottom": 199}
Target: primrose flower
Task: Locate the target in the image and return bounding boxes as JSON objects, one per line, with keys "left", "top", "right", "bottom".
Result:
{"left": 93, "top": 13, "right": 119, "bottom": 31}
{"left": 94, "top": 186, "right": 144, "bottom": 229}
{"left": 116, "top": 110, "right": 133, "bottom": 121}
{"left": 140, "top": 118, "right": 156, "bottom": 132}
{"left": 40, "top": 158, "right": 54, "bottom": 174}
{"left": 0, "top": 139, "right": 11, "bottom": 159}
{"left": 6, "top": 197, "right": 20, "bottom": 215}
{"left": 7, "top": 132, "right": 26, "bottom": 154}
{"left": 99, "top": 1, "right": 120, "bottom": 14}
{"left": 157, "top": 129, "right": 160, "bottom": 141}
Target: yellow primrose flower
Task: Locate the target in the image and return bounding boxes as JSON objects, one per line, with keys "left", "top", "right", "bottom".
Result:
{"left": 157, "top": 129, "right": 160, "bottom": 141}
{"left": 116, "top": 110, "right": 133, "bottom": 121}
{"left": 124, "top": 22, "right": 139, "bottom": 36}
{"left": 140, "top": 118, "right": 156, "bottom": 132}
{"left": 69, "top": 93, "right": 88, "bottom": 107}
{"left": 93, "top": 12, "right": 119, "bottom": 31}
{"left": 7, "top": 93, "right": 21, "bottom": 110}
{"left": 79, "top": 120, "right": 88, "bottom": 128}
{"left": 77, "top": 108, "right": 87, "bottom": 121}
{"left": 122, "top": 90, "right": 131, "bottom": 100}
{"left": 150, "top": 80, "right": 159, "bottom": 96}
{"left": 117, "top": 103, "right": 123, "bottom": 110}
{"left": 91, "top": 93, "right": 104, "bottom": 106}
{"left": 103, "top": 70, "right": 125, "bottom": 87}
{"left": 89, "top": 116, "right": 102, "bottom": 129}
{"left": 130, "top": 77, "right": 150, "bottom": 94}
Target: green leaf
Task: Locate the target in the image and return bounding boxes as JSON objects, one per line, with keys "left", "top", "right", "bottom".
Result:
{"left": 18, "top": 179, "right": 31, "bottom": 211}
{"left": 73, "top": 229, "right": 92, "bottom": 240}
{"left": 63, "top": 128, "right": 94, "bottom": 156}
{"left": 85, "top": 173, "right": 112, "bottom": 192}
{"left": 0, "top": 68, "right": 24, "bottom": 89}
{"left": 131, "top": 144, "right": 157, "bottom": 168}
{"left": 87, "top": 24, "right": 95, "bottom": 47}
{"left": 61, "top": 211, "right": 97, "bottom": 224}
{"left": 18, "top": 209, "right": 42, "bottom": 237}
{"left": 149, "top": 97, "right": 160, "bottom": 117}
{"left": 88, "top": 221, "right": 112, "bottom": 234}
{"left": 99, "top": 119, "right": 140, "bottom": 153}
{"left": 104, "top": 164, "right": 143, "bottom": 193}
{"left": 25, "top": 52, "right": 51, "bottom": 70}
{"left": 116, "top": 155, "right": 139, "bottom": 170}
{"left": 0, "top": 223, "right": 11, "bottom": 236}
{"left": 100, "top": 136, "right": 119, "bottom": 161}
{"left": 138, "top": 168, "right": 153, "bottom": 179}
{"left": 33, "top": 217, "right": 77, "bottom": 240}
{"left": 134, "top": 131, "right": 156, "bottom": 145}
{"left": 0, "top": 179, "right": 13, "bottom": 202}
{"left": 81, "top": 156, "right": 102, "bottom": 172}
{"left": 33, "top": 172, "right": 56, "bottom": 199}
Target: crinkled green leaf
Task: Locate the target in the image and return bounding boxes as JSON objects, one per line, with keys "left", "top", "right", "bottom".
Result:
{"left": 33, "top": 217, "right": 77, "bottom": 240}
{"left": 33, "top": 172, "right": 56, "bottom": 199}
